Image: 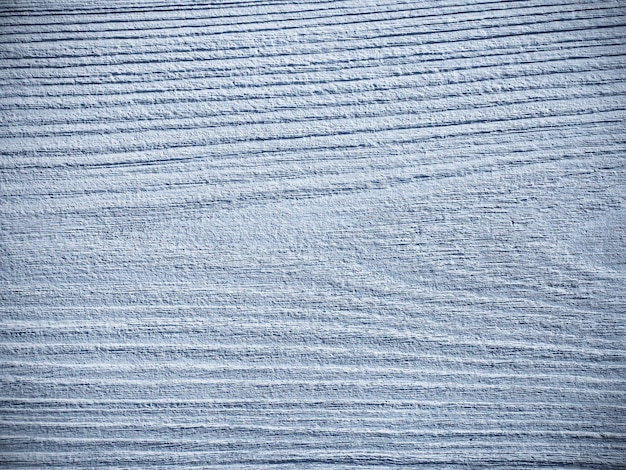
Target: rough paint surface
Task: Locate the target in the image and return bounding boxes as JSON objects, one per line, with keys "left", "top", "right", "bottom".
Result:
{"left": 1, "top": 0, "right": 625, "bottom": 468}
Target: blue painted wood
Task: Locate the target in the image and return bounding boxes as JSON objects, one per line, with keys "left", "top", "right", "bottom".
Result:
{"left": 1, "top": 0, "right": 625, "bottom": 467}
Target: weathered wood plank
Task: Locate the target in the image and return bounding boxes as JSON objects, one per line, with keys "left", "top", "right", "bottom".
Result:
{"left": 1, "top": 0, "right": 625, "bottom": 467}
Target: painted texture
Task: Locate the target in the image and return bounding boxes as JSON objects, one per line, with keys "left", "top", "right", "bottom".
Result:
{"left": 1, "top": 0, "right": 625, "bottom": 467}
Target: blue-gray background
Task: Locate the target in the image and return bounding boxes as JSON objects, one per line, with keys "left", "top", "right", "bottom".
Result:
{"left": 1, "top": 0, "right": 625, "bottom": 467}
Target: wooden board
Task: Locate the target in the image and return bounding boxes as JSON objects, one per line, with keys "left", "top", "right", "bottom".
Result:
{"left": 1, "top": 0, "right": 625, "bottom": 467}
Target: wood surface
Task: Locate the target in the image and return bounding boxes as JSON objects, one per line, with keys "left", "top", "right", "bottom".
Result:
{"left": 1, "top": 0, "right": 625, "bottom": 467}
